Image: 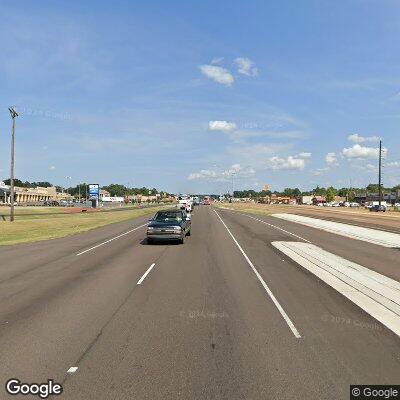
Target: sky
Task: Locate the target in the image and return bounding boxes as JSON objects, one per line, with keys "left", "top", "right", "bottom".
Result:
{"left": 1, "top": 0, "right": 400, "bottom": 194}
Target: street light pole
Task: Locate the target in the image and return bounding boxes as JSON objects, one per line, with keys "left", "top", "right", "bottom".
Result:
{"left": 65, "top": 176, "right": 72, "bottom": 199}
{"left": 8, "top": 107, "right": 18, "bottom": 222}
{"left": 378, "top": 140, "right": 382, "bottom": 207}
{"left": 231, "top": 172, "right": 236, "bottom": 198}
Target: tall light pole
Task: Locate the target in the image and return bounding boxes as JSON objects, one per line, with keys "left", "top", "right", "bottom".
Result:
{"left": 378, "top": 139, "right": 383, "bottom": 207}
{"left": 231, "top": 171, "right": 236, "bottom": 198}
{"left": 8, "top": 107, "right": 18, "bottom": 222}
{"left": 65, "top": 176, "right": 72, "bottom": 199}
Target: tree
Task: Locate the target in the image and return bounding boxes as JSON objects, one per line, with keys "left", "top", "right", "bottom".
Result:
{"left": 392, "top": 184, "right": 400, "bottom": 192}
{"left": 326, "top": 186, "right": 337, "bottom": 202}
{"left": 32, "top": 181, "right": 52, "bottom": 187}
{"left": 101, "top": 184, "right": 129, "bottom": 197}
{"left": 67, "top": 183, "right": 89, "bottom": 198}
{"left": 4, "top": 178, "right": 25, "bottom": 187}
{"left": 366, "top": 184, "right": 379, "bottom": 192}
{"left": 312, "top": 186, "right": 327, "bottom": 196}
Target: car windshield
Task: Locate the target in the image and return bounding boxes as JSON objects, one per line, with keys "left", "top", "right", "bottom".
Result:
{"left": 153, "top": 211, "right": 182, "bottom": 222}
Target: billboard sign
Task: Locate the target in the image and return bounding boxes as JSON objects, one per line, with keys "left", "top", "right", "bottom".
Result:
{"left": 88, "top": 184, "right": 100, "bottom": 199}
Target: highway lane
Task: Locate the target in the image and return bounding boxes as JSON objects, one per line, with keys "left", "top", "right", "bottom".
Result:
{"left": 219, "top": 208, "right": 400, "bottom": 282}
{"left": 0, "top": 205, "right": 399, "bottom": 399}
{"left": 243, "top": 204, "right": 400, "bottom": 234}
{"left": 0, "top": 213, "right": 153, "bottom": 282}
{"left": 0, "top": 215, "right": 164, "bottom": 386}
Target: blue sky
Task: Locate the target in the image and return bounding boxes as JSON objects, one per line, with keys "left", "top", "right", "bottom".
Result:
{"left": 1, "top": 0, "right": 400, "bottom": 194}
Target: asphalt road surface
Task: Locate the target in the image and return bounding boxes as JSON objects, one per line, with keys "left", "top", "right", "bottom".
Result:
{"left": 0, "top": 206, "right": 399, "bottom": 399}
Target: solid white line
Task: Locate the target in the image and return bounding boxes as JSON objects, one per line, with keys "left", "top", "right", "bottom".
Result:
{"left": 214, "top": 210, "right": 301, "bottom": 338}
{"left": 137, "top": 263, "right": 156, "bottom": 285}
{"left": 76, "top": 223, "right": 148, "bottom": 256}
{"left": 242, "top": 213, "right": 311, "bottom": 243}
{"left": 67, "top": 367, "right": 78, "bottom": 374}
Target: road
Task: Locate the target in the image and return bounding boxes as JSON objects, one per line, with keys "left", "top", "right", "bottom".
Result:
{"left": 224, "top": 203, "right": 400, "bottom": 233}
{"left": 0, "top": 206, "right": 399, "bottom": 399}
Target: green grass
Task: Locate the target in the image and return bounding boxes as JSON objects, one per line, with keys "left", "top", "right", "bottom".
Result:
{"left": 0, "top": 206, "right": 74, "bottom": 221}
{"left": 0, "top": 206, "right": 164, "bottom": 246}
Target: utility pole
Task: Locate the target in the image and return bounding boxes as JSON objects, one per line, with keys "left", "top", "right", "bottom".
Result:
{"left": 378, "top": 139, "right": 383, "bottom": 207}
{"left": 65, "top": 176, "right": 72, "bottom": 199}
{"left": 8, "top": 107, "right": 18, "bottom": 222}
{"left": 231, "top": 172, "right": 236, "bottom": 198}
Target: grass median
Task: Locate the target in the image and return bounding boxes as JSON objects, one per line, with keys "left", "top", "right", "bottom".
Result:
{"left": 0, "top": 206, "right": 164, "bottom": 246}
{"left": 214, "top": 202, "right": 277, "bottom": 215}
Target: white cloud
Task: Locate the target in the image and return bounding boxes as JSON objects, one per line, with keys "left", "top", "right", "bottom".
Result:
{"left": 227, "top": 143, "right": 294, "bottom": 169}
{"left": 49, "top": 165, "right": 56, "bottom": 170}
{"left": 188, "top": 163, "right": 255, "bottom": 181}
{"left": 208, "top": 120, "right": 237, "bottom": 132}
{"left": 297, "top": 152, "right": 312, "bottom": 158}
{"left": 387, "top": 161, "right": 400, "bottom": 167}
{"left": 211, "top": 57, "right": 224, "bottom": 65}
{"left": 348, "top": 133, "right": 380, "bottom": 143}
{"left": 325, "top": 152, "right": 338, "bottom": 166}
{"left": 267, "top": 156, "right": 305, "bottom": 170}
{"left": 188, "top": 169, "right": 217, "bottom": 180}
{"left": 221, "top": 163, "right": 255, "bottom": 177}
{"left": 199, "top": 65, "right": 234, "bottom": 86}
{"left": 234, "top": 57, "right": 258, "bottom": 77}
{"left": 313, "top": 168, "right": 329, "bottom": 176}
{"left": 342, "top": 144, "right": 381, "bottom": 159}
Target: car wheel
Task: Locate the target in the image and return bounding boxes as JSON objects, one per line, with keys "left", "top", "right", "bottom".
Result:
{"left": 180, "top": 235, "right": 185, "bottom": 244}
{"left": 186, "top": 229, "right": 191, "bottom": 236}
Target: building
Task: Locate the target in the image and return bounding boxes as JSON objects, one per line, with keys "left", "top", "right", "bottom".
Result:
{"left": 99, "top": 189, "right": 110, "bottom": 200}
{"left": 354, "top": 190, "right": 400, "bottom": 205}
{"left": 333, "top": 196, "right": 346, "bottom": 203}
{"left": 269, "top": 195, "right": 297, "bottom": 204}
{"left": 0, "top": 182, "right": 72, "bottom": 204}
{"left": 136, "top": 194, "right": 160, "bottom": 203}
{"left": 312, "top": 196, "right": 326, "bottom": 205}
{"left": 0, "top": 182, "right": 9, "bottom": 204}
{"left": 301, "top": 195, "right": 313, "bottom": 205}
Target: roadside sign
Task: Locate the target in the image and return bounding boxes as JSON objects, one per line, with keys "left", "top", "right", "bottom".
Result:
{"left": 88, "top": 184, "right": 100, "bottom": 199}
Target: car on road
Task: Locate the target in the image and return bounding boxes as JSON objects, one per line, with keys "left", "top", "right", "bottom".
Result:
{"left": 147, "top": 209, "right": 191, "bottom": 244}
{"left": 177, "top": 195, "right": 193, "bottom": 212}
{"left": 369, "top": 204, "right": 386, "bottom": 212}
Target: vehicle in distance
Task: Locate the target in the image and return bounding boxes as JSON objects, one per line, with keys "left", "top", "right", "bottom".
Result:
{"left": 369, "top": 204, "right": 386, "bottom": 212}
{"left": 202, "top": 196, "right": 212, "bottom": 205}
{"left": 147, "top": 209, "right": 191, "bottom": 244}
{"left": 177, "top": 195, "right": 193, "bottom": 212}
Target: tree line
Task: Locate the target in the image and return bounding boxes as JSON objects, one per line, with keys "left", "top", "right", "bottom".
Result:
{"left": 233, "top": 183, "right": 400, "bottom": 203}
